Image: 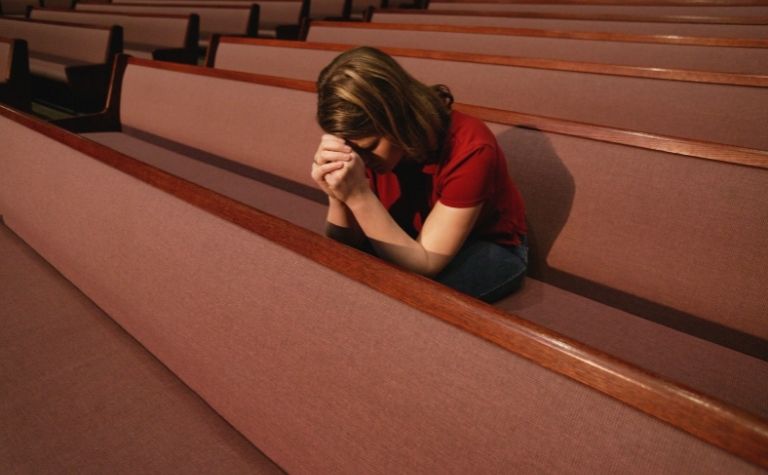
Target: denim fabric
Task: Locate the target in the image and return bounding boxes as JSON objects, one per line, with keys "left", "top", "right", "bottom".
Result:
{"left": 435, "top": 236, "right": 528, "bottom": 303}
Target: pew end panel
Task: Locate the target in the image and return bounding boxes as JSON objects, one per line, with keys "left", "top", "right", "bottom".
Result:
{"left": 0, "top": 37, "right": 31, "bottom": 111}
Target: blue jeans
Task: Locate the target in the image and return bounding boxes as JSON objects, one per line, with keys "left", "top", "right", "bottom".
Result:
{"left": 435, "top": 236, "right": 528, "bottom": 303}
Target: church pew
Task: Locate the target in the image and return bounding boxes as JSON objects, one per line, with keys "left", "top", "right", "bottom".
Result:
{"left": 75, "top": 2, "right": 260, "bottom": 45}
{"left": 111, "top": 0, "right": 348, "bottom": 22}
{"left": 0, "top": 17, "right": 121, "bottom": 111}
{"left": 306, "top": 21, "right": 768, "bottom": 75}
{"left": 427, "top": 0, "right": 768, "bottom": 16}
{"left": 207, "top": 37, "right": 768, "bottom": 150}
{"left": 29, "top": 8, "right": 199, "bottom": 64}
{"left": 0, "top": 36, "right": 30, "bottom": 110}
{"left": 2, "top": 97, "right": 767, "bottom": 473}
{"left": 0, "top": 0, "right": 38, "bottom": 16}
{"left": 50, "top": 56, "right": 768, "bottom": 414}
{"left": 0, "top": 222, "right": 285, "bottom": 474}
{"left": 370, "top": 9, "right": 768, "bottom": 38}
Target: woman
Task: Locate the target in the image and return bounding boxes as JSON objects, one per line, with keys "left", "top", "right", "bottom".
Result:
{"left": 311, "top": 47, "right": 527, "bottom": 302}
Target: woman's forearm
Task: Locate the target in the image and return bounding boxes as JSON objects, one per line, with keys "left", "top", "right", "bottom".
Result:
{"left": 325, "top": 196, "right": 365, "bottom": 247}
{"left": 345, "top": 190, "right": 444, "bottom": 276}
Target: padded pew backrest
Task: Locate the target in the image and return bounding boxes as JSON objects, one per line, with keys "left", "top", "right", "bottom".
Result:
{"left": 107, "top": 0, "right": 307, "bottom": 33}
{"left": 2, "top": 104, "right": 767, "bottom": 473}
{"left": 370, "top": 9, "right": 768, "bottom": 38}
{"left": 427, "top": 1, "right": 768, "bottom": 16}
{"left": 116, "top": 58, "right": 320, "bottom": 188}
{"left": 29, "top": 9, "right": 197, "bottom": 53}
{"left": 107, "top": 57, "right": 768, "bottom": 343}
{"left": 207, "top": 38, "right": 768, "bottom": 150}
{"left": 76, "top": 3, "right": 259, "bottom": 41}
{"left": 0, "top": 17, "right": 115, "bottom": 65}
{"left": 305, "top": 21, "right": 768, "bottom": 75}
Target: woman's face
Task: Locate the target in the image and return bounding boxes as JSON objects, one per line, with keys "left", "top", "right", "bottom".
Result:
{"left": 347, "top": 136, "right": 404, "bottom": 174}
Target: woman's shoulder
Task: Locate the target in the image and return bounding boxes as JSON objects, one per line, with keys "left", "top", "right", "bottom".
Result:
{"left": 444, "top": 110, "right": 499, "bottom": 160}
{"left": 448, "top": 110, "right": 497, "bottom": 148}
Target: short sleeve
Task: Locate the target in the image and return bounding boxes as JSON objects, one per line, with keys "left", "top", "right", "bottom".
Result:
{"left": 437, "top": 144, "right": 497, "bottom": 208}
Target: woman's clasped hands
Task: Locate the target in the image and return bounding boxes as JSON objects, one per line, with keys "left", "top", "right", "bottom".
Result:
{"left": 311, "top": 134, "right": 370, "bottom": 203}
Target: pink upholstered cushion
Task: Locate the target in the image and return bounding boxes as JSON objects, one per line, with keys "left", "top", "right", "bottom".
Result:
{"left": 118, "top": 62, "right": 321, "bottom": 189}
{"left": 0, "top": 18, "right": 111, "bottom": 64}
{"left": 30, "top": 10, "right": 190, "bottom": 48}
{"left": 0, "top": 223, "right": 284, "bottom": 474}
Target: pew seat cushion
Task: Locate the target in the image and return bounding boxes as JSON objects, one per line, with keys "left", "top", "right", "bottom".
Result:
{"left": 496, "top": 278, "right": 768, "bottom": 419}
{"left": 82, "top": 131, "right": 328, "bottom": 234}
{"left": 0, "top": 223, "right": 283, "bottom": 474}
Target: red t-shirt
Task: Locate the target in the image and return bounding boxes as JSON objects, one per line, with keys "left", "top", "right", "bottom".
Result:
{"left": 367, "top": 110, "right": 527, "bottom": 246}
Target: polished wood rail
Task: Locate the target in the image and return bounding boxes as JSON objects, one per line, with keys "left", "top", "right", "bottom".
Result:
{"left": 311, "top": 20, "right": 768, "bottom": 47}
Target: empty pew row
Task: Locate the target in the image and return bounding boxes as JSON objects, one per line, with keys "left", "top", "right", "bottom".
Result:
{"left": 111, "top": 0, "right": 348, "bottom": 21}
{"left": 0, "top": 17, "right": 120, "bottom": 111}
{"left": 370, "top": 9, "right": 768, "bottom": 38}
{"left": 51, "top": 57, "right": 768, "bottom": 415}
{"left": 218, "top": 38, "right": 768, "bottom": 150}
{"left": 74, "top": 2, "right": 262, "bottom": 45}
{"left": 427, "top": 1, "right": 768, "bottom": 16}
{"left": 0, "top": 223, "right": 285, "bottom": 474}
{"left": 2, "top": 86, "right": 768, "bottom": 472}
{"left": 29, "top": 9, "right": 199, "bottom": 64}
{"left": 0, "top": 36, "right": 30, "bottom": 110}
{"left": 0, "top": 0, "right": 38, "bottom": 16}
{"left": 306, "top": 21, "right": 768, "bottom": 75}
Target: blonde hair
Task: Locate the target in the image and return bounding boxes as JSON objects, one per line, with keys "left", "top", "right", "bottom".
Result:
{"left": 316, "top": 46, "right": 453, "bottom": 162}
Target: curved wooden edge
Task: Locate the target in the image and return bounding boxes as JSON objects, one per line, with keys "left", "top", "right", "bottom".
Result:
{"left": 126, "top": 56, "right": 768, "bottom": 168}
{"left": 216, "top": 36, "right": 768, "bottom": 86}
{"left": 30, "top": 7, "right": 194, "bottom": 19}
{"left": 1, "top": 102, "right": 767, "bottom": 468}
{"left": 428, "top": 0, "right": 768, "bottom": 6}
{"left": 78, "top": 2, "right": 256, "bottom": 9}
{"left": 0, "top": 14, "right": 117, "bottom": 30}
{"left": 377, "top": 7, "right": 768, "bottom": 23}
{"left": 309, "top": 20, "right": 768, "bottom": 47}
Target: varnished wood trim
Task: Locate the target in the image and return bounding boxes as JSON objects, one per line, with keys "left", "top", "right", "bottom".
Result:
{"left": 429, "top": 0, "right": 768, "bottom": 5}
{"left": 310, "top": 20, "right": 768, "bottom": 47}
{"left": 0, "top": 14, "right": 116, "bottom": 30}
{"left": 126, "top": 55, "right": 316, "bottom": 90}
{"left": 217, "top": 37, "right": 768, "bottom": 86}
{"left": 378, "top": 7, "right": 768, "bottom": 23}
{"left": 126, "top": 56, "right": 768, "bottom": 168}
{"left": 1, "top": 103, "right": 766, "bottom": 468}
{"left": 78, "top": 2, "right": 255, "bottom": 9}
{"left": 30, "top": 7, "right": 191, "bottom": 18}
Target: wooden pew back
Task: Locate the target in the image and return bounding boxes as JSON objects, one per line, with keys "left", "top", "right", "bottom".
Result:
{"left": 104, "top": 57, "right": 768, "bottom": 343}
{"left": 306, "top": 21, "right": 768, "bottom": 75}
{"left": 2, "top": 102, "right": 766, "bottom": 472}
{"left": 29, "top": 9, "right": 195, "bottom": 51}
{"left": 208, "top": 38, "right": 768, "bottom": 150}
{"left": 0, "top": 16, "right": 114, "bottom": 64}
{"left": 370, "top": 9, "right": 768, "bottom": 38}
{"left": 427, "top": 1, "right": 768, "bottom": 16}
{"left": 76, "top": 2, "right": 259, "bottom": 41}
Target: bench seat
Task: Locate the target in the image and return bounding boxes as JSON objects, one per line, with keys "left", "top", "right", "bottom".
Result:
{"left": 77, "top": 130, "right": 768, "bottom": 422}
{"left": 0, "top": 222, "right": 284, "bottom": 474}
{"left": 82, "top": 130, "right": 328, "bottom": 234}
{"left": 0, "top": 37, "right": 29, "bottom": 111}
